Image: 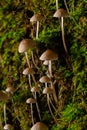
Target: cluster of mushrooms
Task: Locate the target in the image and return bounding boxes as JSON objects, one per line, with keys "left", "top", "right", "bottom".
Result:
{"left": 0, "top": 0, "right": 70, "bottom": 129}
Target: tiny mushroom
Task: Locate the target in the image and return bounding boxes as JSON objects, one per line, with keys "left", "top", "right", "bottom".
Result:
{"left": 5, "top": 87, "right": 15, "bottom": 95}
{"left": 30, "top": 14, "right": 41, "bottom": 39}
{"left": 43, "top": 87, "right": 57, "bottom": 124}
{"left": 31, "top": 122, "right": 49, "bottom": 130}
{"left": 31, "top": 86, "right": 41, "bottom": 121}
{"left": 4, "top": 124, "right": 13, "bottom": 130}
{"left": 26, "top": 98, "right": 36, "bottom": 125}
{"left": 18, "top": 39, "right": 36, "bottom": 68}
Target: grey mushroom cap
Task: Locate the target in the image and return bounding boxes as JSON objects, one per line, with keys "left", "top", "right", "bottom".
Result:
{"left": 31, "top": 122, "right": 49, "bottom": 130}
{"left": 4, "top": 124, "right": 13, "bottom": 130}
{"left": 53, "top": 8, "right": 69, "bottom": 18}
{"left": 0, "top": 91, "right": 9, "bottom": 101}
{"left": 43, "top": 87, "right": 53, "bottom": 94}
{"left": 26, "top": 98, "right": 36, "bottom": 104}
{"left": 39, "top": 76, "right": 51, "bottom": 83}
{"left": 18, "top": 39, "right": 36, "bottom": 53}
{"left": 30, "top": 14, "right": 41, "bottom": 22}
{"left": 23, "top": 67, "right": 35, "bottom": 75}
{"left": 39, "top": 49, "right": 58, "bottom": 61}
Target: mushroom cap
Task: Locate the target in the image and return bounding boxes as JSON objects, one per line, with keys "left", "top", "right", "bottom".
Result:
{"left": 53, "top": 8, "right": 69, "bottom": 18}
{"left": 26, "top": 98, "right": 36, "bottom": 104}
{"left": 23, "top": 67, "right": 35, "bottom": 75}
{"left": 18, "top": 39, "right": 36, "bottom": 53}
{"left": 30, "top": 14, "right": 41, "bottom": 22}
{"left": 31, "top": 86, "right": 40, "bottom": 93}
{"left": 39, "top": 49, "right": 58, "bottom": 61}
{"left": 43, "top": 87, "right": 53, "bottom": 94}
{"left": 0, "top": 91, "right": 9, "bottom": 101}
{"left": 39, "top": 76, "right": 50, "bottom": 83}
{"left": 4, "top": 124, "right": 13, "bottom": 130}
{"left": 43, "top": 60, "right": 49, "bottom": 66}
{"left": 31, "top": 122, "right": 49, "bottom": 130}
{"left": 5, "top": 87, "right": 15, "bottom": 94}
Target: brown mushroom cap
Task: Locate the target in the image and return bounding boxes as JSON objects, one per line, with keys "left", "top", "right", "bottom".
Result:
{"left": 5, "top": 87, "right": 15, "bottom": 94}
{"left": 18, "top": 39, "right": 36, "bottom": 53}
{"left": 43, "top": 87, "right": 53, "bottom": 94}
{"left": 31, "top": 122, "right": 49, "bottom": 130}
{"left": 26, "top": 98, "right": 36, "bottom": 104}
{"left": 30, "top": 14, "right": 41, "bottom": 22}
{"left": 53, "top": 8, "right": 69, "bottom": 18}
{"left": 0, "top": 91, "right": 9, "bottom": 101}
{"left": 39, "top": 76, "right": 51, "bottom": 83}
{"left": 23, "top": 67, "right": 35, "bottom": 75}
{"left": 39, "top": 49, "right": 58, "bottom": 61}
{"left": 4, "top": 124, "right": 13, "bottom": 130}
{"left": 31, "top": 86, "right": 40, "bottom": 93}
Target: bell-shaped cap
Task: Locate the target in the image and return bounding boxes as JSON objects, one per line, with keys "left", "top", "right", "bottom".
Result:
{"left": 18, "top": 39, "right": 36, "bottom": 53}
{"left": 43, "top": 87, "right": 53, "bottom": 94}
{"left": 39, "top": 49, "right": 58, "bottom": 61}
{"left": 23, "top": 67, "right": 35, "bottom": 75}
{"left": 4, "top": 124, "right": 13, "bottom": 130}
{"left": 39, "top": 76, "right": 50, "bottom": 83}
{"left": 5, "top": 87, "right": 15, "bottom": 94}
{"left": 26, "top": 98, "right": 36, "bottom": 104}
{"left": 30, "top": 14, "right": 41, "bottom": 22}
{"left": 53, "top": 8, "right": 69, "bottom": 18}
{"left": 0, "top": 91, "right": 9, "bottom": 101}
{"left": 31, "top": 122, "right": 49, "bottom": 130}
{"left": 31, "top": 86, "right": 40, "bottom": 93}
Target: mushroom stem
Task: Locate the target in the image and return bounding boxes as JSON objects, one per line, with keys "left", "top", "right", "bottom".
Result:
{"left": 63, "top": 0, "right": 69, "bottom": 14}
{"left": 36, "top": 21, "right": 39, "bottom": 39}
{"left": 61, "top": 17, "right": 68, "bottom": 54}
{"left": 48, "top": 60, "right": 52, "bottom": 77}
{"left": 47, "top": 94, "right": 57, "bottom": 124}
{"left": 49, "top": 98, "right": 56, "bottom": 111}
{"left": 35, "top": 92, "right": 41, "bottom": 121}
{"left": 4, "top": 103, "right": 7, "bottom": 125}
{"left": 31, "top": 74, "right": 36, "bottom": 85}
{"left": 25, "top": 52, "right": 30, "bottom": 67}
{"left": 28, "top": 74, "right": 32, "bottom": 89}
{"left": 50, "top": 81, "right": 58, "bottom": 104}
{"left": 31, "top": 51, "right": 40, "bottom": 70}
{"left": 30, "top": 103, "right": 34, "bottom": 125}
{"left": 56, "top": 0, "right": 59, "bottom": 10}
{"left": 45, "top": 82, "right": 48, "bottom": 88}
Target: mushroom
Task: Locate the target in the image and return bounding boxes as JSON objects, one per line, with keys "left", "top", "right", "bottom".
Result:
{"left": 26, "top": 98, "right": 36, "bottom": 125}
{"left": 23, "top": 67, "right": 36, "bottom": 89}
{"left": 18, "top": 39, "right": 38, "bottom": 69}
{"left": 43, "top": 87, "right": 57, "bottom": 124}
{"left": 30, "top": 14, "right": 41, "bottom": 39}
{"left": 53, "top": 9, "right": 69, "bottom": 55}
{"left": 31, "top": 86, "right": 41, "bottom": 121}
{"left": 5, "top": 87, "right": 15, "bottom": 95}
{"left": 39, "top": 75, "right": 51, "bottom": 88}
{"left": 0, "top": 91, "right": 9, "bottom": 125}
{"left": 4, "top": 124, "right": 13, "bottom": 130}
{"left": 31, "top": 122, "right": 49, "bottom": 130}
{"left": 39, "top": 49, "right": 58, "bottom": 77}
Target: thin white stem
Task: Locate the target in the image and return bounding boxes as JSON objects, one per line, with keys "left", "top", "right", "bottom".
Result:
{"left": 25, "top": 52, "right": 30, "bottom": 67}
{"left": 4, "top": 103, "right": 6, "bottom": 125}
{"left": 49, "top": 98, "right": 56, "bottom": 111}
{"left": 61, "top": 17, "right": 68, "bottom": 54}
{"left": 28, "top": 74, "right": 32, "bottom": 89}
{"left": 56, "top": 0, "right": 58, "bottom": 10}
{"left": 36, "top": 21, "right": 39, "bottom": 39}
{"left": 50, "top": 81, "right": 58, "bottom": 104}
{"left": 31, "top": 51, "right": 40, "bottom": 70}
{"left": 31, "top": 74, "right": 36, "bottom": 84}
{"left": 47, "top": 94, "right": 57, "bottom": 124}
{"left": 63, "top": 0, "right": 69, "bottom": 14}
{"left": 35, "top": 92, "right": 41, "bottom": 121}
{"left": 49, "top": 60, "right": 52, "bottom": 77}
{"left": 31, "top": 103, "right": 34, "bottom": 125}
{"left": 45, "top": 82, "right": 48, "bottom": 88}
